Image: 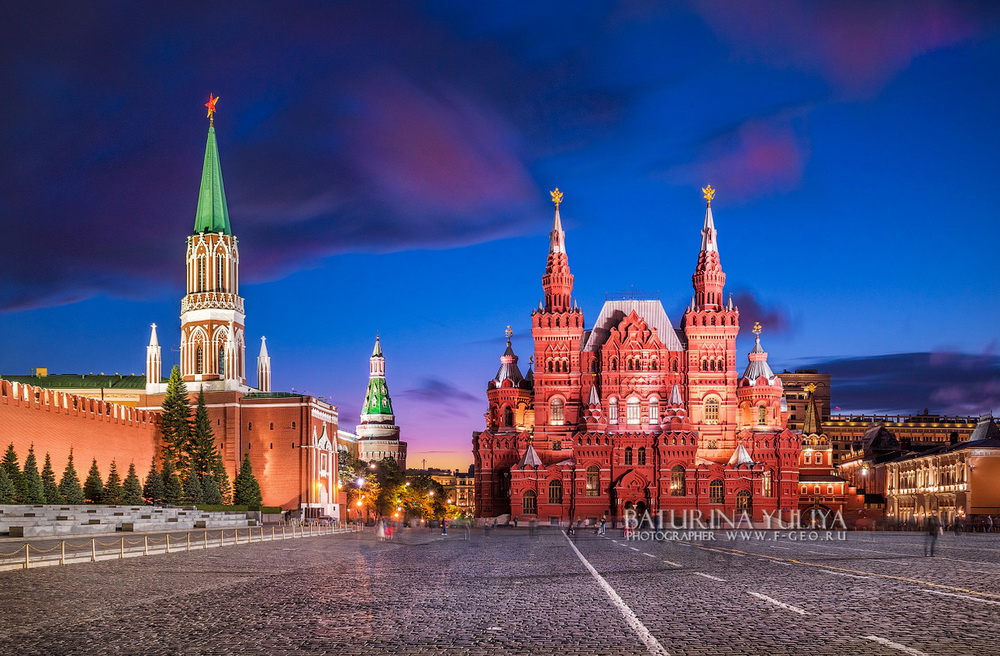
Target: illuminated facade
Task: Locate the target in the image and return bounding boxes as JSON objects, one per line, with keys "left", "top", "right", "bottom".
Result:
{"left": 474, "top": 188, "right": 800, "bottom": 525}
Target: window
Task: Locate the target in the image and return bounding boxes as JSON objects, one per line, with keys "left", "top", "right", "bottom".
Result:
{"left": 503, "top": 407, "right": 514, "bottom": 427}
{"left": 549, "top": 398, "right": 564, "bottom": 425}
{"left": 608, "top": 398, "right": 619, "bottom": 424}
{"left": 247, "top": 422, "right": 252, "bottom": 430}
{"left": 624, "top": 447, "right": 633, "bottom": 465}
{"left": 548, "top": 480, "right": 563, "bottom": 504}
{"left": 522, "top": 490, "right": 537, "bottom": 514}
{"left": 708, "top": 440, "right": 718, "bottom": 449}
{"left": 671, "top": 465, "right": 686, "bottom": 496}
{"left": 704, "top": 396, "right": 720, "bottom": 424}
{"left": 757, "top": 405, "right": 767, "bottom": 425}
{"left": 803, "top": 452, "right": 812, "bottom": 464}
{"left": 196, "top": 345, "right": 204, "bottom": 374}
{"left": 218, "top": 345, "right": 225, "bottom": 376}
{"left": 216, "top": 254, "right": 225, "bottom": 290}
{"left": 762, "top": 470, "right": 773, "bottom": 497}
{"left": 736, "top": 490, "right": 752, "bottom": 512}
{"left": 637, "top": 447, "right": 646, "bottom": 465}
{"left": 586, "top": 466, "right": 600, "bottom": 497}
{"left": 197, "top": 256, "right": 206, "bottom": 292}
{"left": 552, "top": 441, "right": 562, "bottom": 451}
{"left": 709, "top": 479, "right": 725, "bottom": 504}
{"left": 626, "top": 397, "right": 641, "bottom": 425}
{"left": 649, "top": 398, "right": 659, "bottom": 423}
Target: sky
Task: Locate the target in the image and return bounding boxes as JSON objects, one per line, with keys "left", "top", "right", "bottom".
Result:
{"left": 2, "top": 1, "right": 1000, "bottom": 470}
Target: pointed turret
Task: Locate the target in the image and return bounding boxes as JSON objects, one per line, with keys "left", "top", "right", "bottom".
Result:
{"left": 741, "top": 323, "right": 777, "bottom": 385}
{"left": 517, "top": 443, "right": 543, "bottom": 468}
{"left": 193, "top": 95, "right": 231, "bottom": 235}
{"left": 728, "top": 443, "right": 755, "bottom": 467}
{"left": 541, "top": 188, "right": 574, "bottom": 312}
{"left": 362, "top": 336, "right": 393, "bottom": 417}
{"left": 491, "top": 330, "right": 525, "bottom": 388}
{"left": 145, "top": 323, "right": 161, "bottom": 391}
{"left": 357, "top": 336, "right": 406, "bottom": 467}
{"left": 690, "top": 185, "right": 726, "bottom": 310}
{"left": 968, "top": 414, "right": 1000, "bottom": 442}
{"left": 802, "top": 386, "right": 823, "bottom": 436}
{"left": 736, "top": 323, "right": 784, "bottom": 430}
{"left": 256, "top": 336, "right": 271, "bottom": 392}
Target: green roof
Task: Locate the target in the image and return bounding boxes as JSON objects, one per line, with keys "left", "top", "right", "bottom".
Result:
{"left": 243, "top": 391, "right": 306, "bottom": 399}
{"left": 362, "top": 377, "right": 393, "bottom": 416}
{"left": 1, "top": 374, "right": 154, "bottom": 389}
{"left": 193, "top": 126, "right": 232, "bottom": 235}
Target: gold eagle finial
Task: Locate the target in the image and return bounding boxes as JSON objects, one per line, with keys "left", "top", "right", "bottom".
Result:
{"left": 505, "top": 325, "right": 513, "bottom": 340}
{"left": 550, "top": 188, "right": 564, "bottom": 208}
{"left": 752, "top": 321, "right": 762, "bottom": 336}
{"left": 805, "top": 382, "right": 817, "bottom": 394}
{"left": 702, "top": 184, "right": 716, "bottom": 206}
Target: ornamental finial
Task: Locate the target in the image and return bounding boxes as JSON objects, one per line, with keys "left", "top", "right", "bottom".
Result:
{"left": 752, "top": 321, "right": 762, "bottom": 336}
{"left": 505, "top": 325, "right": 513, "bottom": 341}
{"left": 702, "top": 184, "right": 716, "bottom": 206}
{"left": 550, "top": 188, "right": 564, "bottom": 208}
{"left": 205, "top": 93, "right": 220, "bottom": 125}
{"left": 805, "top": 382, "right": 817, "bottom": 394}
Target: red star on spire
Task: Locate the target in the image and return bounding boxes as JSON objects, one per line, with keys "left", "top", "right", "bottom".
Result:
{"left": 205, "top": 93, "right": 219, "bottom": 121}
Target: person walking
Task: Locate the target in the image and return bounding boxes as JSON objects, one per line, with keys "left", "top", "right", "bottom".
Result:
{"left": 599, "top": 516, "right": 607, "bottom": 536}
{"left": 925, "top": 515, "right": 941, "bottom": 556}
{"left": 441, "top": 518, "right": 448, "bottom": 536}
{"left": 987, "top": 515, "right": 994, "bottom": 533}
{"left": 512, "top": 517, "right": 518, "bottom": 529}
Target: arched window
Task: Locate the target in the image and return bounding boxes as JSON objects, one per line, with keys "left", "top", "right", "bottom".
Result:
{"left": 216, "top": 253, "right": 225, "bottom": 290}
{"left": 671, "top": 465, "right": 686, "bottom": 496}
{"left": 624, "top": 447, "right": 633, "bottom": 465}
{"left": 626, "top": 397, "right": 641, "bottom": 425}
{"left": 197, "top": 256, "right": 206, "bottom": 292}
{"left": 499, "top": 471, "right": 511, "bottom": 498}
{"left": 709, "top": 479, "right": 725, "bottom": 504}
{"left": 608, "top": 398, "right": 619, "bottom": 424}
{"left": 610, "top": 358, "right": 618, "bottom": 371}
{"left": 549, "top": 398, "right": 564, "bottom": 425}
{"left": 522, "top": 490, "right": 537, "bottom": 514}
{"left": 585, "top": 465, "right": 600, "bottom": 497}
{"left": 548, "top": 480, "right": 563, "bottom": 504}
{"left": 218, "top": 345, "right": 225, "bottom": 376}
{"left": 650, "top": 359, "right": 658, "bottom": 371}
{"left": 503, "top": 406, "right": 514, "bottom": 427}
{"left": 637, "top": 447, "right": 646, "bottom": 465}
{"left": 196, "top": 345, "right": 204, "bottom": 374}
{"left": 757, "top": 405, "right": 767, "bottom": 425}
{"left": 736, "top": 490, "right": 752, "bottom": 512}
{"left": 762, "top": 470, "right": 773, "bottom": 497}
{"left": 649, "top": 398, "right": 659, "bottom": 423}
{"left": 803, "top": 452, "right": 812, "bottom": 465}
{"left": 704, "top": 396, "right": 720, "bottom": 424}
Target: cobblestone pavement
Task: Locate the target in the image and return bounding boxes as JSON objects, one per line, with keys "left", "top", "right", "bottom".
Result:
{"left": 0, "top": 527, "right": 997, "bottom": 655}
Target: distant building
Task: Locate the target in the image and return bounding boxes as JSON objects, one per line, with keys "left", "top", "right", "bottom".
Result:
{"left": 430, "top": 470, "right": 475, "bottom": 516}
{"left": 356, "top": 337, "right": 407, "bottom": 470}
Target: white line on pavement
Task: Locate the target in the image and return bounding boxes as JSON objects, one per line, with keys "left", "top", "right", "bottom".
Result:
{"left": 694, "top": 572, "right": 725, "bottom": 582}
{"left": 748, "top": 592, "right": 808, "bottom": 615}
{"left": 564, "top": 533, "right": 670, "bottom": 656}
{"left": 643, "top": 553, "right": 656, "bottom": 558}
{"left": 662, "top": 560, "right": 680, "bottom": 567}
{"left": 924, "top": 590, "right": 1000, "bottom": 606}
{"left": 817, "top": 570, "right": 870, "bottom": 580}
{"left": 630, "top": 547, "right": 641, "bottom": 551}
{"left": 863, "top": 635, "right": 928, "bottom": 655}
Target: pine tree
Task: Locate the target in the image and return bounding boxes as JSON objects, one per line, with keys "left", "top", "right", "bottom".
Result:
{"left": 2, "top": 444, "right": 25, "bottom": 503}
{"left": 122, "top": 463, "right": 144, "bottom": 505}
{"left": 0, "top": 466, "right": 15, "bottom": 503}
{"left": 188, "top": 389, "right": 216, "bottom": 474}
{"left": 183, "top": 471, "right": 204, "bottom": 505}
{"left": 142, "top": 455, "right": 164, "bottom": 505}
{"left": 102, "top": 461, "right": 124, "bottom": 504}
{"left": 59, "top": 450, "right": 85, "bottom": 504}
{"left": 233, "top": 452, "right": 262, "bottom": 509}
{"left": 212, "top": 460, "right": 232, "bottom": 505}
{"left": 201, "top": 473, "right": 222, "bottom": 505}
{"left": 21, "top": 446, "right": 46, "bottom": 504}
{"left": 40, "top": 453, "right": 63, "bottom": 505}
{"left": 161, "top": 457, "right": 183, "bottom": 505}
{"left": 159, "top": 365, "right": 192, "bottom": 473}
{"left": 83, "top": 458, "right": 104, "bottom": 503}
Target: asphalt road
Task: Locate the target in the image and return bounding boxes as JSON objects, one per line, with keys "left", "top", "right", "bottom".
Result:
{"left": 0, "top": 527, "right": 996, "bottom": 655}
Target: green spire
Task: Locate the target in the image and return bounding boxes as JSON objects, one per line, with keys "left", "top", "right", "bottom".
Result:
{"left": 362, "top": 377, "right": 394, "bottom": 416}
{"left": 193, "top": 125, "right": 232, "bottom": 235}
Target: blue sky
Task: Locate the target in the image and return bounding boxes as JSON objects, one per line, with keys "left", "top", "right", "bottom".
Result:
{"left": 2, "top": 1, "right": 999, "bottom": 469}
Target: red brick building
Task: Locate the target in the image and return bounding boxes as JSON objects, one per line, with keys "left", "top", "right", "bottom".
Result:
{"left": 474, "top": 188, "right": 800, "bottom": 526}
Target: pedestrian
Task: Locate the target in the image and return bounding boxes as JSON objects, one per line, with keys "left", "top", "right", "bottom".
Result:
{"left": 567, "top": 520, "right": 575, "bottom": 537}
{"left": 925, "top": 515, "right": 940, "bottom": 556}
{"left": 987, "top": 515, "right": 994, "bottom": 533}
{"left": 513, "top": 517, "right": 518, "bottom": 529}
{"left": 599, "top": 516, "right": 607, "bottom": 536}
{"left": 441, "top": 518, "right": 447, "bottom": 536}
{"left": 376, "top": 519, "right": 386, "bottom": 542}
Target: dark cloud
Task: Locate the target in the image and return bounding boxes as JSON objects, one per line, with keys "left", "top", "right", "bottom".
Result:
{"left": 794, "top": 350, "right": 1000, "bottom": 416}
{"left": 732, "top": 290, "right": 792, "bottom": 335}
{"left": 402, "top": 378, "right": 479, "bottom": 407}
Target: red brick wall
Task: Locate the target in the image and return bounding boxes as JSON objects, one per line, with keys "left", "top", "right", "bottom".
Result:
{"left": 0, "top": 380, "right": 159, "bottom": 480}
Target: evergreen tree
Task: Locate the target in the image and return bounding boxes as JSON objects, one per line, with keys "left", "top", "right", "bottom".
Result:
{"left": 183, "top": 471, "right": 204, "bottom": 505}
{"left": 188, "top": 390, "right": 217, "bottom": 474}
{"left": 161, "top": 457, "right": 183, "bottom": 505}
{"left": 200, "top": 473, "right": 222, "bottom": 505}
{"left": 40, "top": 453, "right": 63, "bottom": 505}
{"left": 0, "top": 465, "right": 15, "bottom": 503}
{"left": 21, "top": 446, "right": 46, "bottom": 504}
{"left": 102, "top": 461, "right": 124, "bottom": 504}
{"left": 58, "top": 450, "right": 85, "bottom": 505}
{"left": 122, "top": 463, "right": 144, "bottom": 505}
{"left": 233, "top": 452, "right": 262, "bottom": 509}
{"left": 142, "top": 455, "right": 164, "bottom": 505}
{"left": 212, "top": 460, "right": 232, "bottom": 505}
{"left": 2, "top": 444, "right": 25, "bottom": 503}
{"left": 159, "top": 366, "right": 192, "bottom": 473}
{"left": 83, "top": 458, "right": 104, "bottom": 503}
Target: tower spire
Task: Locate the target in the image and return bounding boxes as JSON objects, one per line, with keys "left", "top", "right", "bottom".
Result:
{"left": 541, "top": 188, "right": 574, "bottom": 312}
{"left": 257, "top": 336, "right": 271, "bottom": 392}
{"left": 691, "top": 184, "right": 725, "bottom": 310}
{"left": 145, "top": 323, "right": 161, "bottom": 388}
{"left": 802, "top": 383, "right": 822, "bottom": 435}
{"left": 193, "top": 94, "right": 232, "bottom": 235}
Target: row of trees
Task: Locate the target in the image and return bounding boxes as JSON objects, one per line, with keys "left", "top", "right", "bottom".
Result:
{"left": 339, "top": 453, "right": 460, "bottom": 522}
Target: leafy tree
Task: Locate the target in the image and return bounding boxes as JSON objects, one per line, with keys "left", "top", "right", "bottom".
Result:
{"left": 0, "top": 465, "right": 16, "bottom": 503}
{"left": 142, "top": 456, "right": 164, "bottom": 504}
{"left": 102, "top": 461, "right": 124, "bottom": 504}
{"left": 159, "top": 366, "right": 192, "bottom": 473}
{"left": 2, "top": 443, "right": 25, "bottom": 503}
{"left": 233, "top": 452, "right": 262, "bottom": 509}
{"left": 21, "top": 446, "right": 46, "bottom": 504}
{"left": 183, "top": 471, "right": 204, "bottom": 505}
{"left": 83, "top": 458, "right": 104, "bottom": 503}
{"left": 58, "top": 450, "right": 85, "bottom": 504}
{"left": 200, "top": 473, "right": 222, "bottom": 505}
{"left": 161, "top": 457, "right": 183, "bottom": 505}
{"left": 40, "top": 453, "right": 63, "bottom": 505}
{"left": 123, "top": 463, "right": 144, "bottom": 505}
